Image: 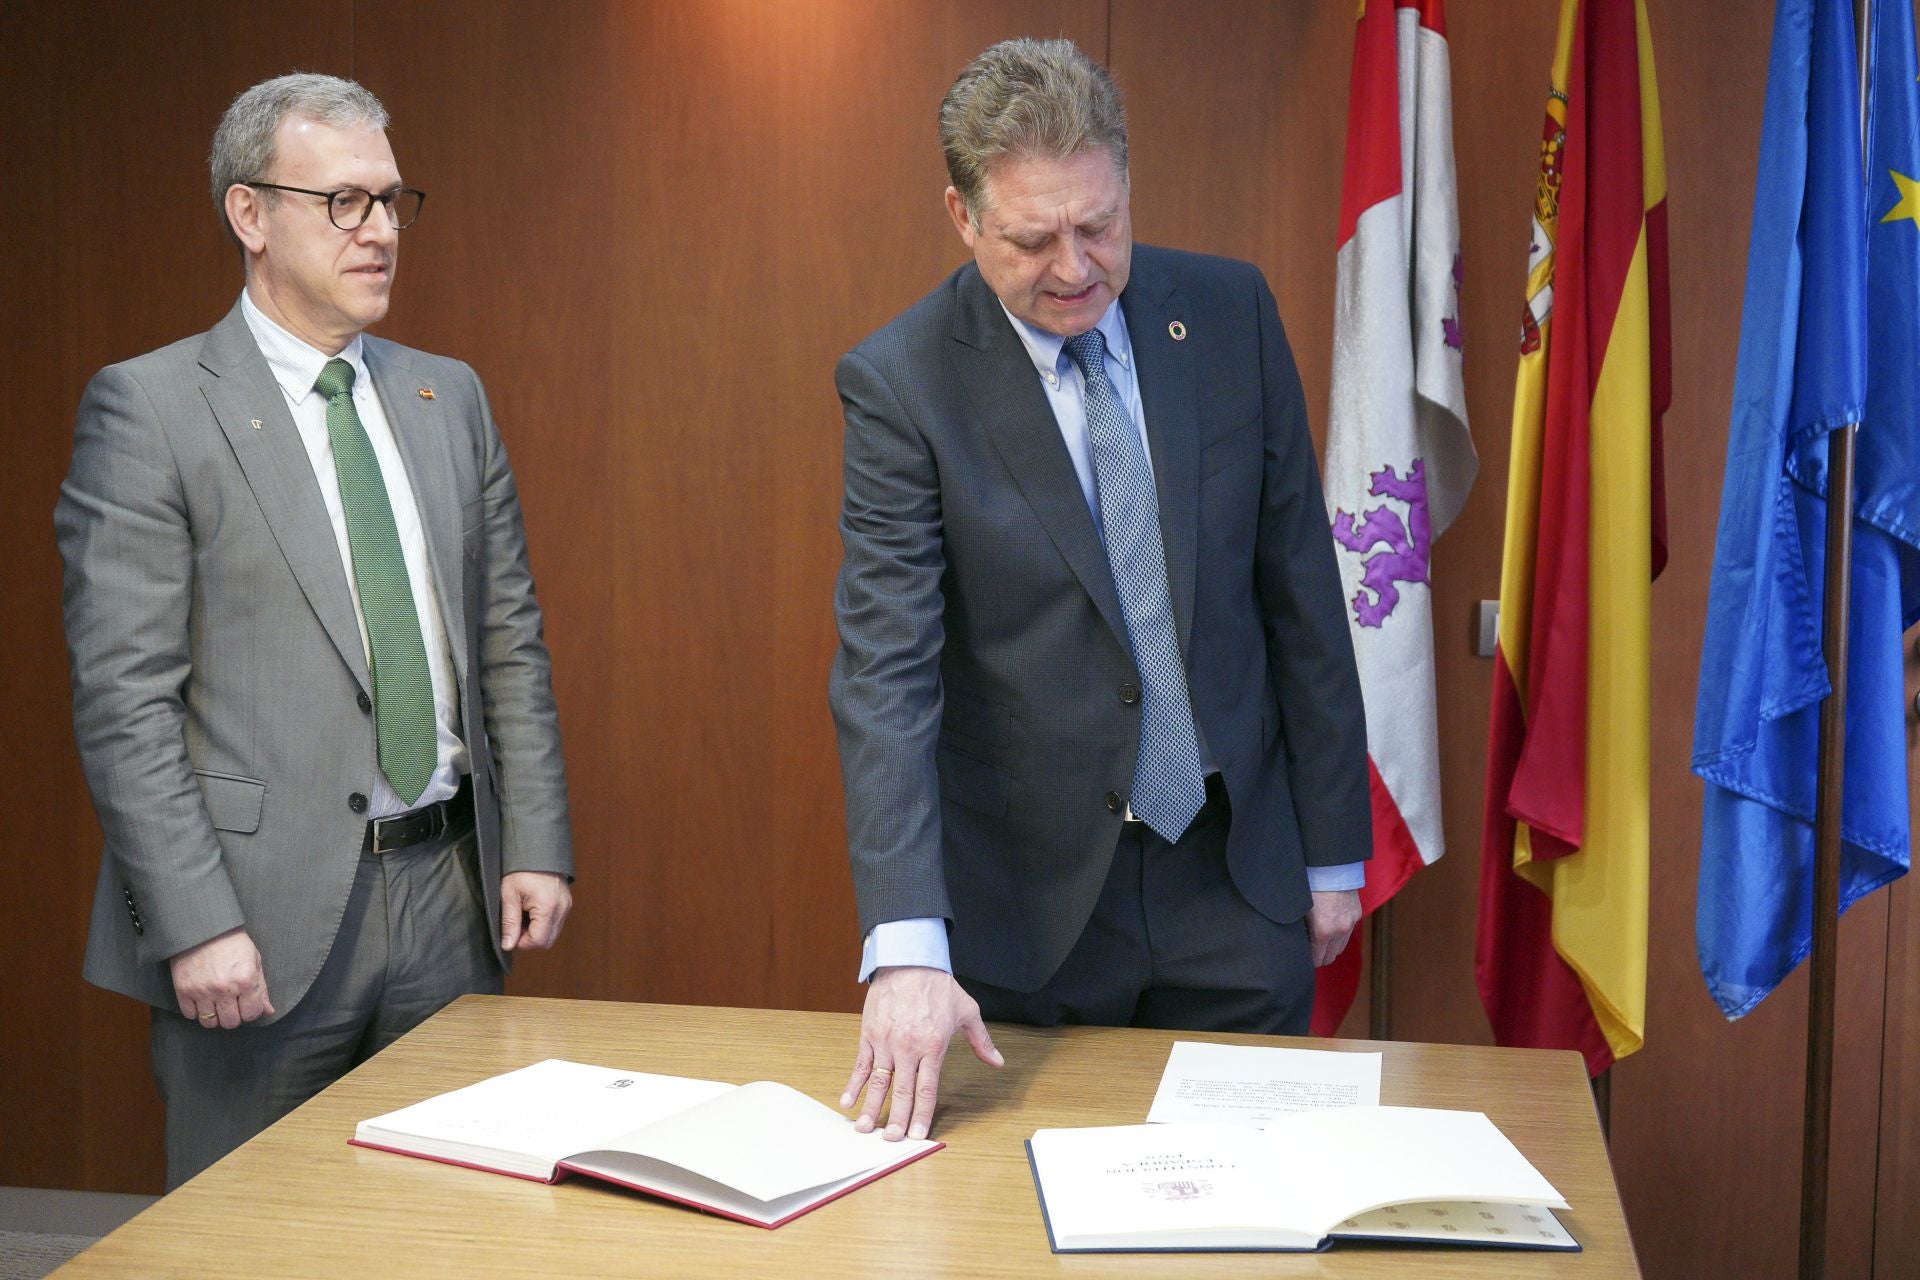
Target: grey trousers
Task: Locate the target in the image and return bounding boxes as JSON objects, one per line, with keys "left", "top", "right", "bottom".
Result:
{"left": 149, "top": 820, "right": 501, "bottom": 1189}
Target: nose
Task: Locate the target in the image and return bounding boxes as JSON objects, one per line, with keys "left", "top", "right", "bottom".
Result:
{"left": 357, "top": 197, "right": 400, "bottom": 244}
{"left": 1050, "top": 233, "right": 1091, "bottom": 285}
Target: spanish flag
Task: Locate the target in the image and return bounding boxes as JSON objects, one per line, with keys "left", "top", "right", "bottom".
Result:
{"left": 1477, "top": 0, "right": 1668, "bottom": 1076}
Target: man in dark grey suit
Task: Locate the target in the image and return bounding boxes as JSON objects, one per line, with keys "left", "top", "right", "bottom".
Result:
{"left": 56, "top": 74, "right": 574, "bottom": 1188}
{"left": 830, "top": 39, "right": 1370, "bottom": 1142}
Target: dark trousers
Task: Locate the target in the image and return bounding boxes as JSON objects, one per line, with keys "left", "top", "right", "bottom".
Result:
{"left": 961, "top": 778, "right": 1313, "bottom": 1034}
{"left": 149, "top": 811, "right": 499, "bottom": 1189}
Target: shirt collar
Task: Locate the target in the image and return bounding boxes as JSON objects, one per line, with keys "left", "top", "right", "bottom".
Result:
{"left": 1000, "top": 298, "right": 1134, "bottom": 384}
{"left": 239, "top": 289, "right": 368, "bottom": 402}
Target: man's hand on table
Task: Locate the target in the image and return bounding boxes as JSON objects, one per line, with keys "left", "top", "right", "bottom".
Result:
{"left": 840, "top": 965, "right": 1003, "bottom": 1141}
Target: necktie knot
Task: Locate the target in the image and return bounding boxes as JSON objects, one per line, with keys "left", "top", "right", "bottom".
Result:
{"left": 1062, "top": 329, "right": 1108, "bottom": 382}
{"left": 314, "top": 358, "right": 356, "bottom": 402}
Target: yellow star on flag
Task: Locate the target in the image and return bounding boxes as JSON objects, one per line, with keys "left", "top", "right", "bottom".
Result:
{"left": 1883, "top": 170, "right": 1920, "bottom": 224}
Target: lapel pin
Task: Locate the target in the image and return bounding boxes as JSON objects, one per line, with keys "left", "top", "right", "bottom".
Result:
{"left": 1168, "top": 320, "right": 1187, "bottom": 341}
{"left": 250, "top": 418, "right": 263, "bottom": 430}
{"left": 417, "top": 387, "right": 435, "bottom": 400}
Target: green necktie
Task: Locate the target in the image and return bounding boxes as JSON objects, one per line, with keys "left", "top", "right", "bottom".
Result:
{"left": 314, "top": 358, "right": 437, "bottom": 805}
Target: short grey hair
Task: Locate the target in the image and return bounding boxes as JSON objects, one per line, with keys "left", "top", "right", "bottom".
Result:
{"left": 209, "top": 73, "right": 389, "bottom": 242}
{"left": 939, "top": 38, "right": 1127, "bottom": 222}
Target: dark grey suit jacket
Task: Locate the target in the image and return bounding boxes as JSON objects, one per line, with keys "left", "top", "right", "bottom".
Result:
{"left": 57, "top": 300, "right": 574, "bottom": 1021}
{"left": 829, "top": 245, "right": 1370, "bottom": 993}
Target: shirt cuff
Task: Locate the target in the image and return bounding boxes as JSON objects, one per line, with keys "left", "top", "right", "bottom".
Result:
{"left": 859, "top": 917, "right": 952, "bottom": 982}
{"left": 1306, "top": 861, "right": 1366, "bottom": 893}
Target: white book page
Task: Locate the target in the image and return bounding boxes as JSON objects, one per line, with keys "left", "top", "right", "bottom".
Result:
{"left": 1265, "top": 1107, "right": 1568, "bottom": 1238}
{"left": 1146, "top": 1041, "right": 1382, "bottom": 1125}
{"left": 1028, "top": 1124, "right": 1315, "bottom": 1250}
{"left": 587, "top": 1080, "right": 936, "bottom": 1203}
{"left": 354, "top": 1060, "right": 730, "bottom": 1174}
{"left": 1335, "top": 1200, "right": 1577, "bottom": 1248}
{"left": 561, "top": 1150, "right": 909, "bottom": 1228}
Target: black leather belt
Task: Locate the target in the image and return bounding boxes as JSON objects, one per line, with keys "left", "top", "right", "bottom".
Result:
{"left": 368, "top": 777, "right": 473, "bottom": 854}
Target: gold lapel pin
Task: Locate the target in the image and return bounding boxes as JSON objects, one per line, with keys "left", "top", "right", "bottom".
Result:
{"left": 1169, "top": 320, "right": 1188, "bottom": 341}
{"left": 250, "top": 418, "right": 263, "bottom": 430}
{"left": 417, "top": 387, "right": 435, "bottom": 400}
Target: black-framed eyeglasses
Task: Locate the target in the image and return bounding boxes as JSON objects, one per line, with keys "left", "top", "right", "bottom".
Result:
{"left": 245, "top": 182, "right": 426, "bottom": 231}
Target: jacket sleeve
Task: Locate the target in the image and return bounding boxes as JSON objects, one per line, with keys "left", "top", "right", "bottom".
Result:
{"left": 1249, "top": 271, "right": 1373, "bottom": 870}
{"left": 827, "top": 347, "right": 953, "bottom": 936}
{"left": 467, "top": 364, "right": 575, "bottom": 878}
{"left": 55, "top": 364, "right": 247, "bottom": 961}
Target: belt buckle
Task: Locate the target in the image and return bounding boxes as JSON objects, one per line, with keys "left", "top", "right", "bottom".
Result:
{"left": 369, "top": 812, "right": 401, "bottom": 854}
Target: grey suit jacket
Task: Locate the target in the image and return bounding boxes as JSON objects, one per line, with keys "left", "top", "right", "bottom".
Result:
{"left": 57, "top": 300, "right": 574, "bottom": 1021}
{"left": 829, "top": 246, "right": 1370, "bottom": 993}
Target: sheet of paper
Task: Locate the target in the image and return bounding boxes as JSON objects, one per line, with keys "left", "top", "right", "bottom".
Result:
{"left": 1145, "top": 1040, "right": 1381, "bottom": 1125}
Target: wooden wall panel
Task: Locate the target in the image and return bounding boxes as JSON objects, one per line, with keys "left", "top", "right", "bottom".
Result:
{"left": 355, "top": 0, "right": 1106, "bottom": 1018}
{"left": 1881, "top": 651, "right": 1920, "bottom": 1276}
{"left": 0, "top": 1, "right": 352, "bottom": 1194}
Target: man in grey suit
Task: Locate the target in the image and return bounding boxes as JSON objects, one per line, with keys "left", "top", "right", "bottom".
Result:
{"left": 830, "top": 39, "right": 1371, "bottom": 1142}
{"left": 56, "top": 74, "right": 574, "bottom": 1188}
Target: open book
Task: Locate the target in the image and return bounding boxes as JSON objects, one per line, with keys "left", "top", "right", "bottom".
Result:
{"left": 351, "top": 1059, "right": 939, "bottom": 1228}
{"left": 1027, "top": 1106, "right": 1577, "bottom": 1253}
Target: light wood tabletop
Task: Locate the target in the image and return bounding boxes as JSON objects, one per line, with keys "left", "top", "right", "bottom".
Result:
{"left": 60, "top": 995, "right": 1638, "bottom": 1277}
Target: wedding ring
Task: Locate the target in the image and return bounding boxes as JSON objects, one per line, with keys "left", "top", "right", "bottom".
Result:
{"left": 197, "top": 1012, "right": 218, "bottom": 1024}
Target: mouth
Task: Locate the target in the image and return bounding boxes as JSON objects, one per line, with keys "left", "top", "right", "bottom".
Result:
{"left": 348, "top": 263, "right": 391, "bottom": 280}
{"left": 1045, "top": 283, "right": 1100, "bottom": 306}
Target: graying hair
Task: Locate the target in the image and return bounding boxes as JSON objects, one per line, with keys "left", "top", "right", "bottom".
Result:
{"left": 939, "top": 38, "right": 1127, "bottom": 222}
{"left": 209, "top": 73, "right": 389, "bottom": 242}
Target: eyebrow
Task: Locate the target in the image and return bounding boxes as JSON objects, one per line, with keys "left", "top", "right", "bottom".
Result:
{"left": 998, "top": 206, "right": 1120, "bottom": 241}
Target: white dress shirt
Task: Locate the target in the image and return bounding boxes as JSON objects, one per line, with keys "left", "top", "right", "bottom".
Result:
{"left": 241, "top": 290, "right": 466, "bottom": 819}
{"left": 861, "top": 300, "right": 1361, "bottom": 981}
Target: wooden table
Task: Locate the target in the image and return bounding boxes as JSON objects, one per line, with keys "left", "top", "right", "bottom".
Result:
{"left": 61, "top": 996, "right": 1639, "bottom": 1277}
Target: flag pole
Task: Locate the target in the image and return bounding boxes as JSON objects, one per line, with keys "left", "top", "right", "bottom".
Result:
{"left": 1799, "top": 9, "right": 1868, "bottom": 1276}
{"left": 1368, "top": 900, "right": 1392, "bottom": 1039}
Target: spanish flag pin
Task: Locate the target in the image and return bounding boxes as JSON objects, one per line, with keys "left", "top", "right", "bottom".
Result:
{"left": 418, "top": 387, "right": 435, "bottom": 400}
{"left": 1169, "top": 320, "right": 1187, "bottom": 341}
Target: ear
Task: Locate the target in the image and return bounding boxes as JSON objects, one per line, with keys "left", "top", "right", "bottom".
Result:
{"left": 224, "top": 184, "right": 269, "bottom": 255}
{"left": 943, "top": 186, "right": 978, "bottom": 251}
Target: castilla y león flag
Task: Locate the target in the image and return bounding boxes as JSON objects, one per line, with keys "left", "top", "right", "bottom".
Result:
{"left": 1477, "top": 0, "right": 1668, "bottom": 1076}
{"left": 1316, "top": 0, "right": 1477, "bottom": 1037}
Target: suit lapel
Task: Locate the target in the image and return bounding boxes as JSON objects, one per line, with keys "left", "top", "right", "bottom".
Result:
{"left": 949, "top": 268, "right": 1129, "bottom": 646}
{"left": 1121, "top": 256, "right": 1200, "bottom": 654}
{"left": 366, "top": 340, "right": 468, "bottom": 676}
{"left": 199, "top": 304, "right": 370, "bottom": 692}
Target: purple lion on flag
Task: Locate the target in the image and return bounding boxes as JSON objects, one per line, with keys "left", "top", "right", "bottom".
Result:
{"left": 1331, "top": 460, "right": 1432, "bottom": 628}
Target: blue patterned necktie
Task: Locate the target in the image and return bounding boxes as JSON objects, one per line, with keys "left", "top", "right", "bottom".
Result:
{"left": 1063, "top": 329, "right": 1208, "bottom": 842}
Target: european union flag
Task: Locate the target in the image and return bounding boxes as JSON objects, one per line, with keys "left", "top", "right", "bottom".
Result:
{"left": 1692, "top": 0, "right": 1920, "bottom": 1020}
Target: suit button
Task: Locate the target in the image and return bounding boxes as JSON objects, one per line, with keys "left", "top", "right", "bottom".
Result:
{"left": 357, "top": 690, "right": 373, "bottom": 713}
{"left": 348, "top": 792, "right": 369, "bottom": 814}
{"left": 1118, "top": 681, "right": 1140, "bottom": 705}
{"left": 1104, "top": 791, "right": 1123, "bottom": 813}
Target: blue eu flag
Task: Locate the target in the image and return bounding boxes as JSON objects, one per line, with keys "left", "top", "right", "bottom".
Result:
{"left": 1692, "top": 0, "right": 1919, "bottom": 1020}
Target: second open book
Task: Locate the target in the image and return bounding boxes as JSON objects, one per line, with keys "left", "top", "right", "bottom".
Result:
{"left": 351, "top": 1059, "right": 939, "bottom": 1228}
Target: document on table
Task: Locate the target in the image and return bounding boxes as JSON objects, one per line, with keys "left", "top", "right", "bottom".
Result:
{"left": 1145, "top": 1041, "right": 1382, "bottom": 1126}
